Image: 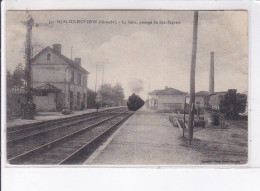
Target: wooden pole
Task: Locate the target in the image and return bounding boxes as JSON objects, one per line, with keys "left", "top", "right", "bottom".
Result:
{"left": 71, "top": 46, "right": 73, "bottom": 60}
{"left": 148, "top": 79, "right": 150, "bottom": 108}
{"left": 95, "top": 64, "right": 98, "bottom": 93}
{"left": 183, "top": 96, "right": 186, "bottom": 137}
{"left": 188, "top": 11, "right": 199, "bottom": 145}
{"left": 101, "top": 64, "right": 104, "bottom": 107}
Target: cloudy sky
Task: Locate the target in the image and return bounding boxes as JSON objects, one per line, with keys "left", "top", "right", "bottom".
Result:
{"left": 6, "top": 10, "right": 248, "bottom": 99}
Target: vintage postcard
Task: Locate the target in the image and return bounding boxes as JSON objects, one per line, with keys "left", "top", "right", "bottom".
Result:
{"left": 5, "top": 10, "right": 248, "bottom": 166}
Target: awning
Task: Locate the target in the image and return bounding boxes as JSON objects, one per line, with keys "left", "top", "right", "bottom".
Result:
{"left": 34, "top": 84, "right": 61, "bottom": 93}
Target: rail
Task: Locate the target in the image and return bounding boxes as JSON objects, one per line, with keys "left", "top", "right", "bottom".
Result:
{"left": 8, "top": 110, "right": 133, "bottom": 164}
{"left": 7, "top": 107, "right": 127, "bottom": 133}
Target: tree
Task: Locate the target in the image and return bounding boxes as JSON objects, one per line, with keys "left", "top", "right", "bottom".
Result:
{"left": 99, "top": 84, "right": 114, "bottom": 107}
{"left": 6, "top": 64, "right": 25, "bottom": 119}
{"left": 87, "top": 88, "right": 97, "bottom": 109}
{"left": 11, "top": 63, "right": 25, "bottom": 92}
{"left": 113, "top": 83, "right": 125, "bottom": 106}
{"left": 7, "top": 71, "right": 14, "bottom": 93}
{"left": 98, "top": 83, "right": 125, "bottom": 107}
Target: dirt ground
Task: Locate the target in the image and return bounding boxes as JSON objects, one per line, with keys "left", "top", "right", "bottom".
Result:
{"left": 181, "top": 119, "right": 248, "bottom": 164}
{"left": 86, "top": 107, "right": 248, "bottom": 165}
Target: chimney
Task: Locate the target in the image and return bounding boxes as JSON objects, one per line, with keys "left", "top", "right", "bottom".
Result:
{"left": 74, "top": 58, "right": 81, "bottom": 66}
{"left": 209, "top": 52, "right": 214, "bottom": 95}
{"left": 53, "top": 44, "right": 61, "bottom": 54}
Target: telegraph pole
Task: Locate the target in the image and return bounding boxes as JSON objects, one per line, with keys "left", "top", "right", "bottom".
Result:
{"left": 183, "top": 96, "right": 186, "bottom": 137}
{"left": 101, "top": 64, "right": 105, "bottom": 107}
{"left": 71, "top": 46, "right": 73, "bottom": 60}
{"left": 188, "top": 11, "right": 199, "bottom": 144}
{"left": 95, "top": 64, "right": 98, "bottom": 93}
{"left": 21, "top": 14, "right": 52, "bottom": 119}
{"left": 148, "top": 79, "right": 151, "bottom": 109}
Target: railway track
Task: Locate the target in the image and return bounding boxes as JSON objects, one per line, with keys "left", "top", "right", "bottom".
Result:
{"left": 7, "top": 108, "right": 134, "bottom": 165}
{"left": 7, "top": 107, "right": 126, "bottom": 134}
{"left": 7, "top": 107, "right": 126, "bottom": 143}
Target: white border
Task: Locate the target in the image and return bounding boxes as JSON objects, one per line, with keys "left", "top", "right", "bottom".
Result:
{"left": 2, "top": 0, "right": 252, "bottom": 10}
{"left": 2, "top": 1, "right": 260, "bottom": 191}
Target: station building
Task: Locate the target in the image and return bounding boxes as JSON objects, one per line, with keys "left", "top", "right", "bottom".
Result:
{"left": 30, "top": 44, "right": 89, "bottom": 112}
{"left": 148, "top": 87, "right": 187, "bottom": 113}
{"left": 186, "top": 91, "right": 209, "bottom": 112}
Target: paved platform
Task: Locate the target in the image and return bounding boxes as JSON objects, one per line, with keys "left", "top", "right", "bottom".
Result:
{"left": 84, "top": 107, "right": 205, "bottom": 165}
{"left": 84, "top": 107, "right": 248, "bottom": 165}
{"left": 6, "top": 107, "right": 120, "bottom": 129}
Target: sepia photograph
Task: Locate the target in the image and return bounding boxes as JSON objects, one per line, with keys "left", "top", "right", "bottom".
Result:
{"left": 5, "top": 10, "right": 248, "bottom": 165}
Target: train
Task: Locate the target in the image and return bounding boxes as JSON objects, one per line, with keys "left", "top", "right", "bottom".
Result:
{"left": 127, "top": 93, "right": 145, "bottom": 111}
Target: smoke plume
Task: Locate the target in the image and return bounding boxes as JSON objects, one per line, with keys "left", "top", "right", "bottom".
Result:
{"left": 128, "top": 78, "right": 144, "bottom": 94}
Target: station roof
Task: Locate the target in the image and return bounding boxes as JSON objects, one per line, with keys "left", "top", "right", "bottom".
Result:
{"left": 149, "top": 87, "right": 187, "bottom": 96}
{"left": 195, "top": 91, "right": 209, "bottom": 96}
{"left": 186, "top": 91, "right": 226, "bottom": 97}
{"left": 34, "top": 84, "right": 61, "bottom": 92}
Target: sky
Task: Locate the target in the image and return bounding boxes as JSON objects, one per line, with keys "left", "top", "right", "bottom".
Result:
{"left": 6, "top": 10, "right": 248, "bottom": 99}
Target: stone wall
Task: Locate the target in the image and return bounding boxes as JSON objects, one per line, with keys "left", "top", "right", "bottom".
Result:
{"left": 149, "top": 94, "right": 186, "bottom": 113}
{"left": 157, "top": 95, "right": 185, "bottom": 113}
{"left": 33, "top": 92, "right": 57, "bottom": 112}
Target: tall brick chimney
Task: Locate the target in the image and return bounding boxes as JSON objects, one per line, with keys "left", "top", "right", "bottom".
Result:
{"left": 209, "top": 52, "right": 214, "bottom": 95}
{"left": 74, "top": 58, "right": 81, "bottom": 66}
{"left": 53, "top": 44, "right": 61, "bottom": 54}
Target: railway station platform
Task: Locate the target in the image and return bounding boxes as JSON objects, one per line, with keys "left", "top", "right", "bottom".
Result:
{"left": 6, "top": 107, "right": 121, "bottom": 129}
{"left": 84, "top": 106, "right": 204, "bottom": 165}
{"left": 84, "top": 106, "right": 248, "bottom": 165}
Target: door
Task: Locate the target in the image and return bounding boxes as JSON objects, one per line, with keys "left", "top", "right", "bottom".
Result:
{"left": 70, "top": 91, "right": 74, "bottom": 111}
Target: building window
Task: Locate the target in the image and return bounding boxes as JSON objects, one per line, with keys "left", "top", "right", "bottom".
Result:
{"left": 77, "top": 92, "right": 80, "bottom": 106}
{"left": 85, "top": 75, "right": 87, "bottom": 87}
{"left": 47, "top": 53, "right": 51, "bottom": 61}
{"left": 82, "top": 75, "right": 87, "bottom": 87}
{"left": 163, "top": 103, "right": 182, "bottom": 107}
{"left": 71, "top": 71, "right": 74, "bottom": 83}
{"left": 70, "top": 91, "right": 74, "bottom": 110}
{"left": 78, "top": 73, "right": 82, "bottom": 85}
{"left": 83, "top": 93, "right": 86, "bottom": 101}
{"left": 36, "top": 92, "right": 48, "bottom": 96}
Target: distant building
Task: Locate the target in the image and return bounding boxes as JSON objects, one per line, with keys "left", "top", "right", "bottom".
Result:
{"left": 208, "top": 91, "right": 227, "bottom": 110}
{"left": 186, "top": 91, "right": 209, "bottom": 109}
{"left": 29, "top": 44, "right": 89, "bottom": 112}
{"left": 207, "top": 89, "right": 246, "bottom": 112}
{"left": 148, "top": 86, "right": 187, "bottom": 113}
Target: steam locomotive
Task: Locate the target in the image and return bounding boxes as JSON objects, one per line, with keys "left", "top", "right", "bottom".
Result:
{"left": 127, "top": 93, "right": 145, "bottom": 111}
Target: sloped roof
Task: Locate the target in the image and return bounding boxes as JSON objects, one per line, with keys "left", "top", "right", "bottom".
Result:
{"left": 186, "top": 91, "right": 209, "bottom": 97}
{"left": 34, "top": 83, "right": 61, "bottom": 92}
{"left": 31, "top": 46, "right": 89, "bottom": 74}
{"left": 195, "top": 91, "right": 209, "bottom": 96}
{"left": 210, "top": 91, "right": 227, "bottom": 96}
{"left": 186, "top": 91, "right": 228, "bottom": 97}
{"left": 149, "top": 87, "right": 187, "bottom": 95}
